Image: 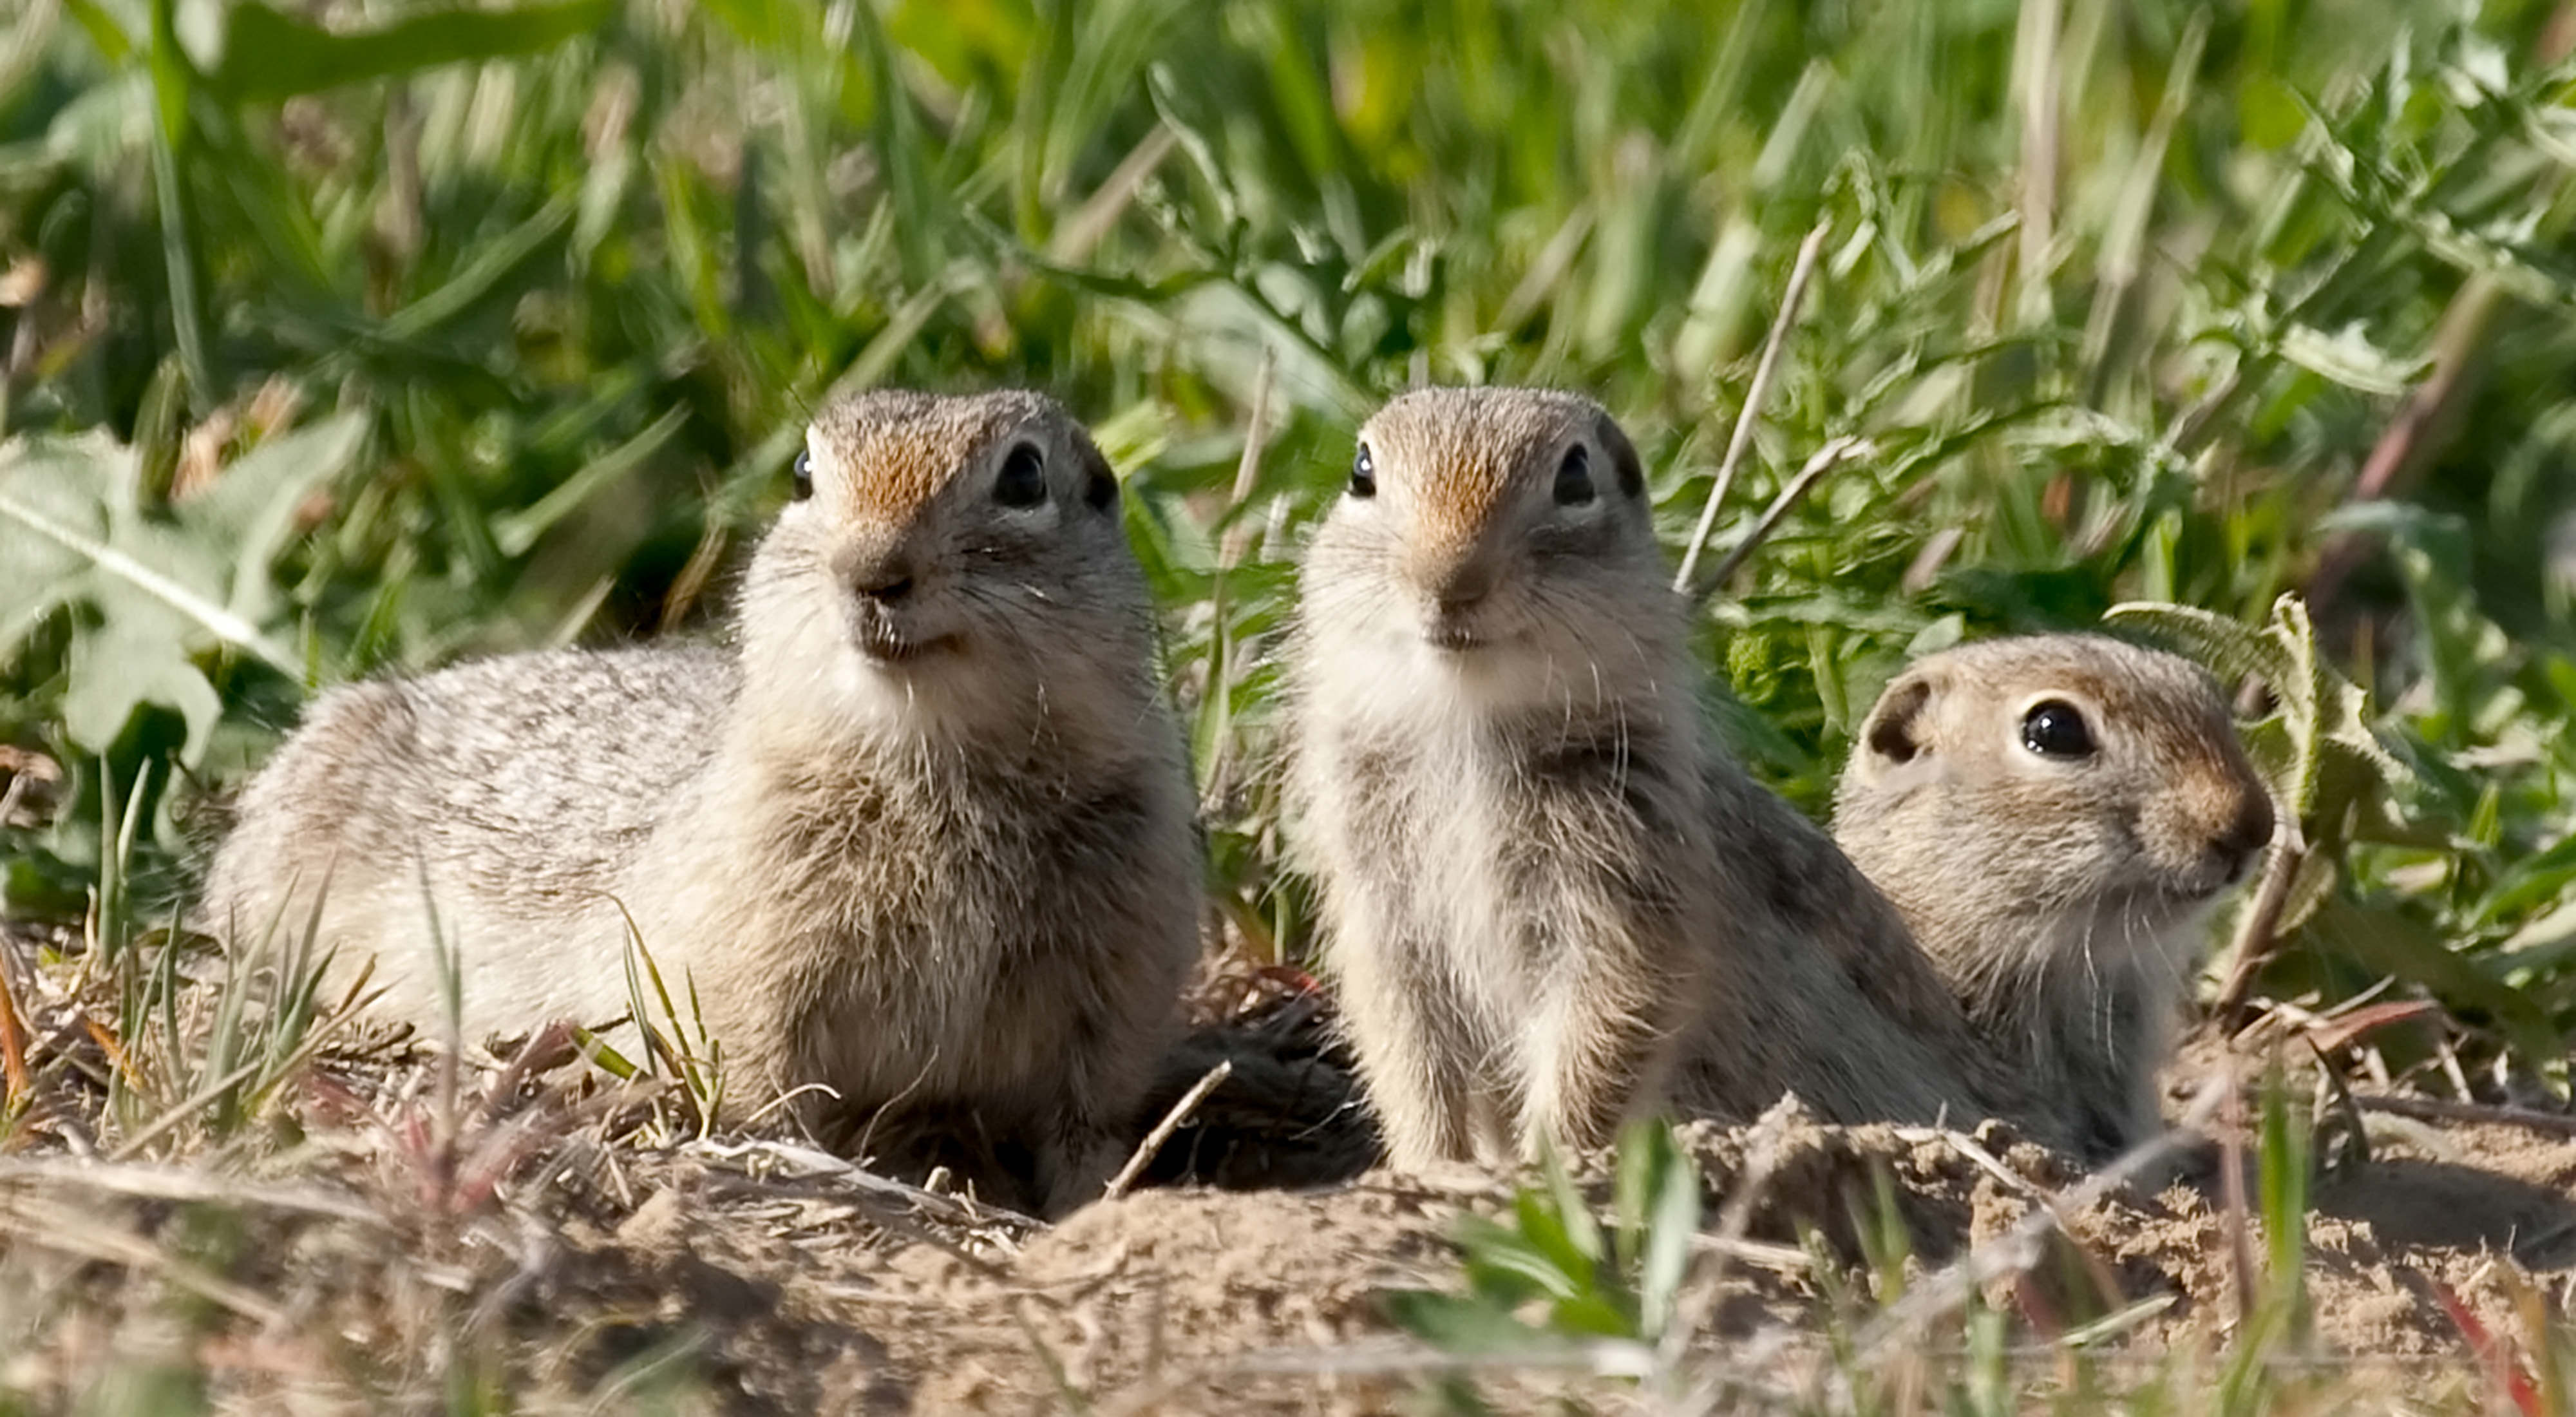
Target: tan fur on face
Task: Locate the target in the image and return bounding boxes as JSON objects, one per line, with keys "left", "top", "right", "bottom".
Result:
{"left": 1287, "top": 388, "right": 2025, "bottom": 1169}
{"left": 805, "top": 388, "right": 1056, "bottom": 522}
{"left": 196, "top": 388, "right": 1198, "bottom": 1218}
{"left": 1836, "top": 633, "right": 2275, "bottom": 1161}
{"left": 1358, "top": 388, "right": 1615, "bottom": 593}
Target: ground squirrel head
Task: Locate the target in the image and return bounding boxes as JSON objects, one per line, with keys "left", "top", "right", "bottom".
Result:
{"left": 1298, "top": 387, "right": 1673, "bottom": 721}
{"left": 737, "top": 389, "right": 1155, "bottom": 746}
{"left": 1835, "top": 634, "right": 2276, "bottom": 973}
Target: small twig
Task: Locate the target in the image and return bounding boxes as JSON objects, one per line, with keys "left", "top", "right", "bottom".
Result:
{"left": 2211, "top": 816, "right": 2307, "bottom": 1022}
{"left": 0, "top": 939, "right": 30, "bottom": 1105}
{"left": 2012, "top": 0, "right": 2063, "bottom": 327}
{"left": 2349, "top": 1092, "right": 2576, "bottom": 1139}
{"left": 2309, "top": 1037, "right": 2372, "bottom": 1169}
{"left": 1198, "top": 356, "right": 1276, "bottom": 815}
{"left": 1698, "top": 435, "right": 1875, "bottom": 594}
{"left": 1219, "top": 356, "right": 1276, "bottom": 570}
{"left": 2059, "top": 1292, "right": 2183, "bottom": 1349}
{"left": 1674, "top": 218, "right": 1832, "bottom": 593}
{"left": 0, "top": 1157, "right": 388, "bottom": 1224}
{"left": 685, "top": 1136, "right": 1039, "bottom": 1232}
{"left": 1103, "top": 1060, "right": 1231, "bottom": 1203}
{"left": 1690, "top": 1233, "right": 1813, "bottom": 1273}
{"left": 1048, "top": 123, "right": 1179, "bottom": 266}
{"left": 2437, "top": 1036, "right": 2476, "bottom": 1104}
{"left": 1897, "top": 1123, "right": 2128, "bottom": 1313}
{"left": 2218, "top": 1070, "right": 2258, "bottom": 1327}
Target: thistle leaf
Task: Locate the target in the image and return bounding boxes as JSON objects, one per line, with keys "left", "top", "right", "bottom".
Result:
{"left": 0, "top": 415, "right": 365, "bottom": 761}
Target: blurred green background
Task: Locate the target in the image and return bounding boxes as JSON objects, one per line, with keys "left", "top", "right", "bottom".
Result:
{"left": 2, "top": 0, "right": 2572, "bottom": 1081}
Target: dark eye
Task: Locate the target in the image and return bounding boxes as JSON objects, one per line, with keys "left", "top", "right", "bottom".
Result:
{"left": 790, "top": 449, "right": 813, "bottom": 501}
{"left": 994, "top": 443, "right": 1048, "bottom": 508}
{"left": 2021, "top": 699, "right": 2096, "bottom": 759}
{"left": 1553, "top": 444, "right": 1595, "bottom": 506}
{"left": 1349, "top": 444, "right": 1377, "bottom": 499}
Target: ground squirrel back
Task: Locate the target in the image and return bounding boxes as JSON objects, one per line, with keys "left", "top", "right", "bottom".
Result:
{"left": 196, "top": 389, "right": 1202, "bottom": 1215}
{"left": 1284, "top": 386, "right": 2015, "bottom": 1167}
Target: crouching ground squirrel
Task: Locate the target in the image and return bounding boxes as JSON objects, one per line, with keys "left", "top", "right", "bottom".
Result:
{"left": 197, "top": 389, "right": 1201, "bottom": 1216}
{"left": 1285, "top": 386, "right": 2019, "bottom": 1167}
{"left": 1836, "top": 634, "right": 2275, "bottom": 1161}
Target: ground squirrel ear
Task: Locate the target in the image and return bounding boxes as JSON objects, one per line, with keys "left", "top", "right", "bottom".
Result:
{"left": 1595, "top": 414, "right": 1645, "bottom": 499}
{"left": 1861, "top": 675, "right": 1934, "bottom": 768}
{"left": 1077, "top": 440, "right": 1119, "bottom": 511}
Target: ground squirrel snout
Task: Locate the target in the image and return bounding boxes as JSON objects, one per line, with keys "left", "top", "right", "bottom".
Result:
{"left": 1287, "top": 386, "right": 2001, "bottom": 1169}
{"left": 1835, "top": 634, "right": 2276, "bottom": 1160}
{"left": 196, "top": 388, "right": 1200, "bottom": 1217}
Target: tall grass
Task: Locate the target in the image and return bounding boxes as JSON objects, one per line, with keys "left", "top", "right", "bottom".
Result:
{"left": 2, "top": 0, "right": 2572, "bottom": 1105}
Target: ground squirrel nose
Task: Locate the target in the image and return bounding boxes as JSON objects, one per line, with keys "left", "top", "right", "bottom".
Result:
{"left": 2211, "top": 787, "right": 2276, "bottom": 882}
{"left": 855, "top": 567, "right": 915, "bottom": 603}
{"left": 1424, "top": 555, "right": 1497, "bottom": 613}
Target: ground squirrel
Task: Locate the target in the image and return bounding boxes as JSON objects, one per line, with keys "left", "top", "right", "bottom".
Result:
{"left": 196, "top": 389, "right": 1201, "bottom": 1215}
{"left": 1284, "top": 386, "right": 2012, "bottom": 1168}
{"left": 1835, "top": 634, "right": 2275, "bottom": 1161}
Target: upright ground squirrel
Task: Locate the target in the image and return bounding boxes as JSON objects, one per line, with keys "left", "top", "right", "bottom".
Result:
{"left": 1837, "top": 634, "right": 2274, "bottom": 1160}
{"left": 1284, "top": 386, "right": 2012, "bottom": 1167}
{"left": 197, "top": 389, "right": 1202, "bottom": 1215}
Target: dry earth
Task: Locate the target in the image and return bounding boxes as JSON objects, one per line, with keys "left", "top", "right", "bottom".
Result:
{"left": 3, "top": 942, "right": 2573, "bottom": 1412}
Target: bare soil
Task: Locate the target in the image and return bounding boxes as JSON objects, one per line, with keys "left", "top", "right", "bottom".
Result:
{"left": 4, "top": 952, "right": 2573, "bottom": 1413}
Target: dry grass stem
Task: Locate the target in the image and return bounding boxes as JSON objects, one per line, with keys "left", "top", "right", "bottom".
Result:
{"left": 1701, "top": 434, "right": 1875, "bottom": 593}
{"left": 1674, "top": 216, "right": 1832, "bottom": 593}
{"left": 1103, "top": 1059, "right": 1231, "bottom": 1202}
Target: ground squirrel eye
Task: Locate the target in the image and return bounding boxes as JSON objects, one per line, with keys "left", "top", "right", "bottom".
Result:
{"left": 2020, "top": 699, "right": 2096, "bottom": 759}
{"left": 1349, "top": 445, "right": 1376, "bottom": 499}
{"left": 994, "top": 443, "right": 1048, "bottom": 508}
{"left": 1084, "top": 468, "right": 1117, "bottom": 511}
{"left": 790, "top": 449, "right": 814, "bottom": 501}
{"left": 1553, "top": 445, "right": 1595, "bottom": 506}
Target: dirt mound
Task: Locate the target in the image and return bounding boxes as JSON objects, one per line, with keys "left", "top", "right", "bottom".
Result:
{"left": 6, "top": 964, "right": 2573, "bottom": 1412}
{"left": 821, "top": 1112, "right": 2568, "bottom": 1411}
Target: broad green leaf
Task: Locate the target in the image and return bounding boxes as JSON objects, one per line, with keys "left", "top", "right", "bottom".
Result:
{"left": 1509, "top": 1190, "right": 1598, "bottom": 1295}
{"left": 1537, "top": 1139, "right": 1604, "bottom": 1267}
{"left": 2275, "top": 321, "right": 2429, "bottom": 396}
{"left": 198, "top": 0, "right": 615, "bottom": 103}
{"left": 0, "top": 415, "right": 365, "bottom": 761}
{"left": 1453, "top": 1215, "right": 1583, "bottom": 1305}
